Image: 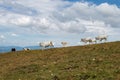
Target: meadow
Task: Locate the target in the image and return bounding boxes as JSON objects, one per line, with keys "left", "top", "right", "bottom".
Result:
{"left": 0, "top": 41, "right": 120, "bottom": 80}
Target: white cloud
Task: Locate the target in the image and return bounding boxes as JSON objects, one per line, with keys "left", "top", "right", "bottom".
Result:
{"left": 11, "top": 33, "right": 18, "bottom": 37}
{"left": 10, "top": 16, "right": 32, "bottom": 26}
{"left": 96, "top": 3, "right": 120, "bottom": 16}
{"left": 0, "top": 1, "right": 120, "bottom": 34}
{"left": 0, "top": 0, "right": 120, "bottom": 46}
{"left": 0, "top": 0, "right": 38, "bottom": 16}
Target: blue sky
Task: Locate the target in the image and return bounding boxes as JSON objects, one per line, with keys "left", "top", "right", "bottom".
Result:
{"left": 0, "top": 0, "right": 120, "bottom": 46}
{"left": 69, "top": 0, "right": 120, "bottom": 6}
{"left": 86, "top": 0, "right": 120, "bottom": 6}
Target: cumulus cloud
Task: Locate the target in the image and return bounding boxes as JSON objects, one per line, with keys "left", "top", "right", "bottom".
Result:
{"left": 0, "top": 0, "right": 38, "bottom": 16}
{"left": 0, "top": 0, "right": 120, "bottom": 36}
{"left": 96, "top": 3, "right": 120, "bottom": 16}
{"left": 10, "top": 16, "right": 32, "bottom": 26}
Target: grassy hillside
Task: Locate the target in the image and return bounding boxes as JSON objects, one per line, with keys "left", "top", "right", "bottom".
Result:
{"left": 0, "top": 41, "right": 120, "bottom": 80}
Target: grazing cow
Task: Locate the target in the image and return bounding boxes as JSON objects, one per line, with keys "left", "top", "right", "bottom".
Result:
{"left": 81, "top": 38, "right": 92, "bottom": 44}
{"left": 61, "top": 42, "right": 68, "bottom": 47}
{"left": 23, "top": 48, "right": 30, "bottom": 51}
{"left": 95, "top": 35, "right": 108, "bottom": 42}
{"left": 39, "top": 41, "right": 54, "bottom": 49}
{"left": 81, "top": 38, "right": 97, "bottom": 44}
{"left": 11, "top": 48, "right": 16, "bottom": 52}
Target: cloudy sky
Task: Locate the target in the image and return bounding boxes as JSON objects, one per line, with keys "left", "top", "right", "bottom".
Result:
{"left": 0, "top": 0, "right": 120, "bottom": 46}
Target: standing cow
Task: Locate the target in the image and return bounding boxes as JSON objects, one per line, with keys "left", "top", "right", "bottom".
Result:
{"left": 61, "top": 42, "right": 68, "bottom": 47}
{"left": 81, "top": 38, "right": 97, "bottom": 44}
{"left": 81, "top": 38, "right": 92, "bottom": 44}
{"left": 23, "top": 48, "right": 30, "bottom": 51}
{"left": 11, "top": 48, "right": 16, "bottom": 52}
{"left": 39, "top": 41, "right": 54, "bottom": 49}
{"left": 95, "top": 35, "right": 108, "bottom": 42}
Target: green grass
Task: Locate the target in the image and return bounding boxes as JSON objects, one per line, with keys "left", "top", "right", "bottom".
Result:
{"left": 0, "top": 41, "right": 120, "bottom": 80}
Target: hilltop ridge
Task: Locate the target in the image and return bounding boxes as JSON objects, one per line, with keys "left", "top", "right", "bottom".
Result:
{"left": 0, "top": 41, "right": 120, "bottom": 80}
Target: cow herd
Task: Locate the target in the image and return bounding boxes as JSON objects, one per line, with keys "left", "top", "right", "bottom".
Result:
{"left": 39, "top": 34, "right": 108, "bottom": 49}
{"left": 11, "top": 35, "right": 108, "bottom": 51}
{"left": 81, "top": 35, "right": 108, "bottom": 44}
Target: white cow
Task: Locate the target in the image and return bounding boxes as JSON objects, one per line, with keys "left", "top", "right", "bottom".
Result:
{"left": 81, "top": 38, "right": 92, "bottom": 44}
{"left": 61, "top": 42, "right": 68, "bottom": 47}
{"left": 23, "top": 48, "right": 30, "bottom": 51}
{"left": 39, "top": 41, "right": 54, "bottom": 49}
{"left": 81, "top": 38, "right": 96, "bottom": 44}
{"left": 95, "top": 35, "right": 108, "bottom": 42}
